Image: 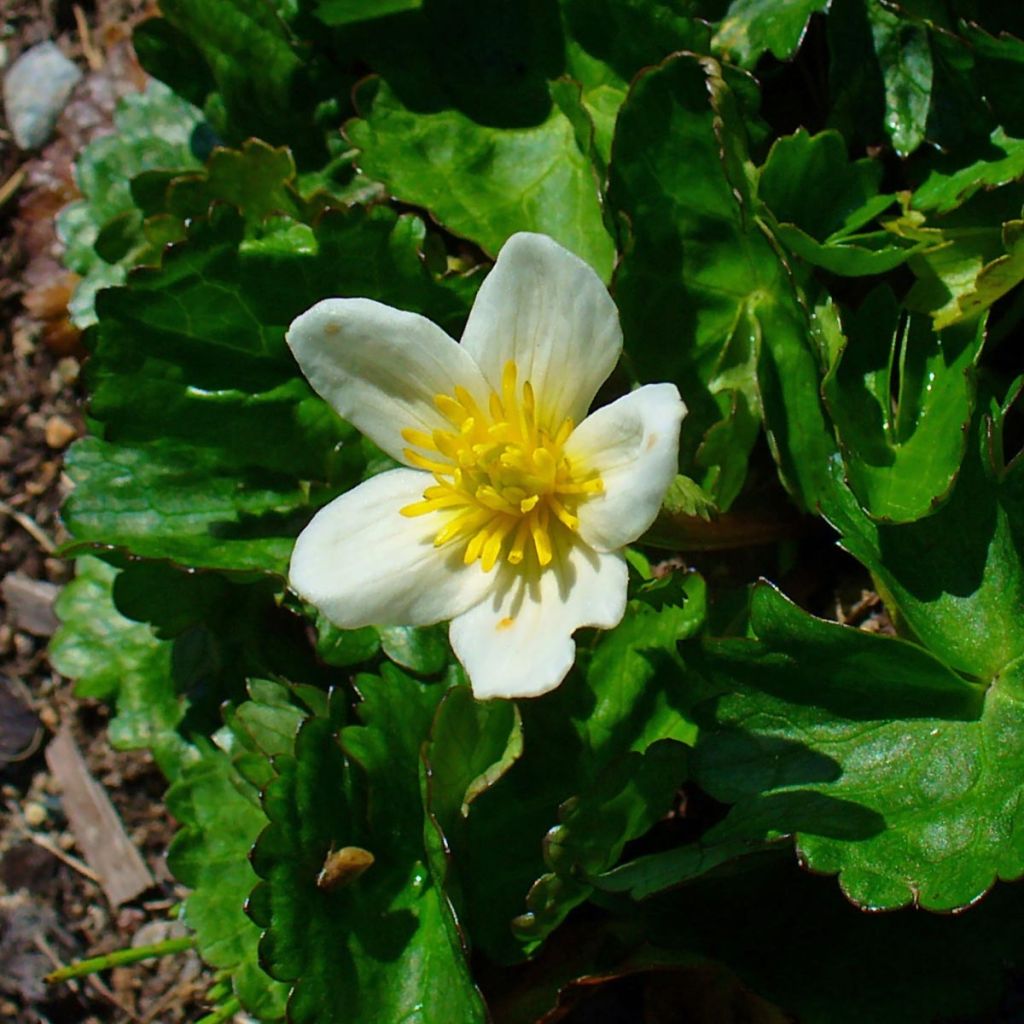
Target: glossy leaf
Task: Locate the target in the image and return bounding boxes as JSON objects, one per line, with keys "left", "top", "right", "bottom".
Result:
{"left": 56, "top": 81, "right": 202, "bottom": 327}
{"left": 712, "top": 0, "right": 829, "bottom": 65}
{"left": 145, "top": 0, "right": 327, "bottom": 165}
{"left": 822, "top": 288, "right": 985, "bottom": 521}
{"left": 251, "top": 669, "right": 486, "bottom": 1024}
{"left": 911, "top": 128, "right": 1024, "bottom": 214}
{"left": 348, "top": 78, "right": 615, "bottom": 278}
{"left": 869, "top": 2, "right": 933, "bottom": 156}
{"left": 454, "top": 588, "right": 703, "bottom": 962}
{"left": 686, "top": 584, "right": 1024, "bottom": 912}
{"left": 823, "top": 399, "right": 1024, "bottom": 682}
{"left": 758, "top": 129, "right": 912, "bottom": 275}
{"left": 609, "top": 54, "right": 836, "bottom": 509}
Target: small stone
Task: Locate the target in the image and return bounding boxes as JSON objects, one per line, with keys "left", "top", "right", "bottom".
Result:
{"left": 23, "top": 801, "right": 47, "bottom": 827}
{"left": 2, "top": 573, "right": 60, "bottom": 636}
{"left": 3, "top": 42, "right": 83, "bottom": 150}
{"left": 44, "top": 415, "right": 76, "bottom": 449}
{"left": 38, "top": 705, "right": 59, "bottom": 731}
{"left": 55, "top": 356, "right": 81, "bottom": 384}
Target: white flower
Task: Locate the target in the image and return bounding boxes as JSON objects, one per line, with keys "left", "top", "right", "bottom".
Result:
{"left": 286, "top": 232, "right": 685, "bottom": 699}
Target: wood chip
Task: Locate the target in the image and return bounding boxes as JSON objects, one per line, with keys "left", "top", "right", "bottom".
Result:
{"left": 1, "top": 571, "right": 60, "bottom": 636}
{"left": 44, "top": 728, "right": 154, "bottom": 906}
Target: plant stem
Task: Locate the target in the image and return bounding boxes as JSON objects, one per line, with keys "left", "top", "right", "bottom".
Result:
{"left": 45, "top": 936, "right": 195, "bottom": 984}
{"left": 195, "top": 996, "right": 242, "bottom": 1024}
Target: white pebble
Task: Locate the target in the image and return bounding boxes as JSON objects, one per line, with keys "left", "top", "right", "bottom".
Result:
{"left": 3, "top": 42, "right": 83, "bottom": 150}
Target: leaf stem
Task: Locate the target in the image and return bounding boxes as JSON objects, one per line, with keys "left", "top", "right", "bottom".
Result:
{"left": 195, "top": 996, "right": 241, "bottom": 1024}
{"left": 45, "top": 936, "right": 195, "bottom": 984}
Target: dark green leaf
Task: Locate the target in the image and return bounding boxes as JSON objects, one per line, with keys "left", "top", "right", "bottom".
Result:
{"left": 822, "top": 288, "right": 985, "bottom": 521}
{"left": 686, "top": 584, "right": 1024, "bottom": 912}
{"left": 61, "top": 438, "right": 308, "bottom": 577}
{"left": 167, "top": 748, "right": 288, "bottom": 1019}
{"left": 514, "top": 738, "right": 688, "bottom": 942}
{"left": 609, "top": 54, "right": 836, "bottom": 508}
{"left": 251, "top": 670, "right": 486, "bottom": 1023}
{"left": 314, "top": 0, "right": 421, "bottom": 26}
{"left": 153, "top": 0, "right": 327, "bottom": 165}
{"left": 869, "top": 2, "right": 933, "bottom": 156}
{"left": 823, "top": 400, "right": 1024, "bottom": 682}
{"left": 348, "top": 77, "right": 615, "bottom": 278}
{"left": 454, "top": 591, "right": 702, "bottom": 962}
{"left": 712, "top": 0, "right": 829, "bottom": 65}
{"left": 378, "top": 625, "right": 450, "bottom": 676}
{"left": 911, "top": 128, "right": 1024, "bottom": 214}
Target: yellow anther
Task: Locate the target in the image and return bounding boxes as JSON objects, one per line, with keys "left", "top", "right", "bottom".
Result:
{"left": 435, "top": 393, "right": 469, "bottom": 424}
{"left": 401, "top": 427, "right": 436, "bottom": 449}
{"left": 405, "top": 361, "right": 601, "bottom": 571}
{"left": 405, "top": 450, "right": 456, "bottom": 476}
{"left": 508, "top": 517, "right": 532, "bottom": 565}
{"left": 531, "top": 512, "right": 553, "bottom": 567}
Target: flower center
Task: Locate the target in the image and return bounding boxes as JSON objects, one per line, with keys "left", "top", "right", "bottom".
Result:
{"left": 399, "top": 361, "right": 603, "bottom": 571}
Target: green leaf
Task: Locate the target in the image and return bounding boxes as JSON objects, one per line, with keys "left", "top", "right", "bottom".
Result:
{"left": 61, "top": 438, "right": 309, "bottom": 577}
{"left": 56, "top": 81, "right": 203, "bottom": 327}
{"left": 609, "top": 54, "right": 836, "bottom": 509}
{"left": 757, "top": 128, "right": 912, "bottom": 275}
{"left": 251, "top": 669, "right": 486, "bottom": 1024}
{"left": 687, "top": 583, "right": 1024, "bottom": 912}
{"left": 931, "top": 218, "right": 1024, "bottom": 328}
{"left": 314, "top": 0, "right": 421, "bottom": 26}
{"left": 149, "top": 0, "right": 327, "bottom": 165}
{"left": 67, "top": 202, "right": 479, "bottom": 574}
{"left": 348, "top": 77, "right": 615, "bottom": 279}
{"left": 822, "top": 402, "right": 1024, "bottom": 683}
{"left": 420, "top": 686, "right": 523, "bottom": 952}
{"left": 378, "top": 625, "right": 450, "bottom": 676}
{"left": 86, "top": 204, "right": 473, "bottom": 478}
{"left": 453, "top": 590, "right": 702, "bottom": 962}
{"left": 821, "top": 287, "right": 985, "bottom": 522}
{"left": 424, "top": 687, "right": 523, "bottom": 827}
{"left": 869, "top": 2, "right": 933, "bottom": 156}
{"left": 167, "top": 748, "right": 288, "bottom": 1020}
{"left": 561, "top": 0, "right": 712, "bottom": 167}
{"left": 315, "top": 616, "right": 381, "bottom": 668}
{"left": 160, "top": 139, "right": 307, "bottom": 227}
{"left": 712, "top": 0, "right": 829, "bottom": 66}
{"left": 911, "top": 128, "right": 1024, "bottom": 214}
{"left": 49, "top": 557, "right": 192, "bottom": 777}
{"left": 514, "top": 738, "right": 688, "bottom": 942}
{"left": 960, "top": 22, "right": 1024, "bottom": 138}
{"left": 886, "top": 190, "right": 1024, "bottom": 328}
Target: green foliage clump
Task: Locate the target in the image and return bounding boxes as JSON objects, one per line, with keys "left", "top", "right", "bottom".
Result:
{"left": 49, "top": 0, "right": 1024, "bottom": 1019}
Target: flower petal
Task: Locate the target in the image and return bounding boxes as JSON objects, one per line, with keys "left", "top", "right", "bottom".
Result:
{"left": 290, "top": 468, "right": 495, "bottom": 628}
{"left": 459, "top": 233, "right": 622, "bottom": 429}
{"left": 565, "top": 383, "right": 685, "bottom": 552}
{"left": 286, "top": 298, "right": 490, "bottom": 465}
{"left": 449, "top": 543, "right": 627, "bottom": 699}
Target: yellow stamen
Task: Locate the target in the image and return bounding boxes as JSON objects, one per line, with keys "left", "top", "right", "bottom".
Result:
{"left": 401, "top": 427, "right": 437, "bottom": 450}
{"left": 402, "top": 360, "right": 603, "bottom": 572}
